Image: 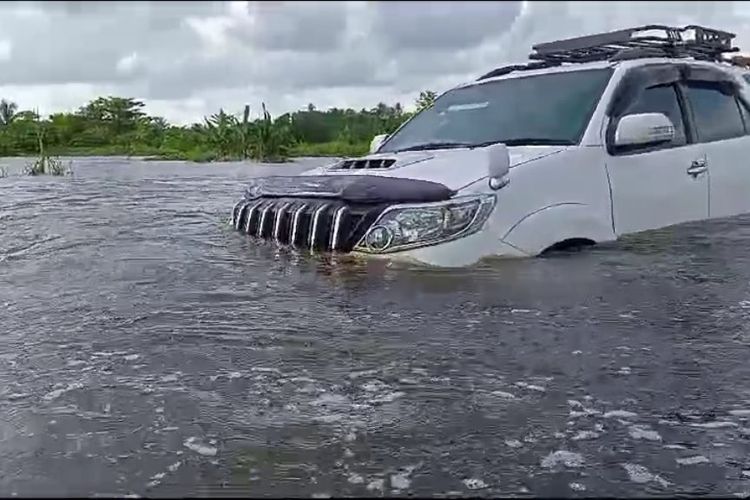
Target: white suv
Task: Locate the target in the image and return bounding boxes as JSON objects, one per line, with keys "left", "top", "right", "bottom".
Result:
{"left": 231, "top": 25, "right": 750, "bottom": 267}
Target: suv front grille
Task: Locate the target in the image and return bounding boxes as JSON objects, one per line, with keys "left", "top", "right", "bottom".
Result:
{"left": 231, "top": 197, "right": 385, "bottom": 253}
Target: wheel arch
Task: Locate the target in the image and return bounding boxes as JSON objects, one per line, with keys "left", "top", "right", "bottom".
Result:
{"left": 501, "top": 202, "right": 616, "bottom": 256}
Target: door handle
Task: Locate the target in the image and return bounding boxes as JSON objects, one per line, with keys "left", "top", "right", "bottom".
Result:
{"left": 687, "top": 159, "right": 708, "bottom": 177}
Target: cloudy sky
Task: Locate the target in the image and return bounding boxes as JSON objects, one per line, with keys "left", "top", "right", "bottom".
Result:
{"left": 0, "top": 0, "right": 749, "bottom": 125}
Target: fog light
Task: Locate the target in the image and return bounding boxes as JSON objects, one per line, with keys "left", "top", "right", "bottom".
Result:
{"left": 365, "top": 225, "right": 393, "bottom": 251}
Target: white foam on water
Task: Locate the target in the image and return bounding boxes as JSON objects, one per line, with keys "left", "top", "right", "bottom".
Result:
{"left": 251, "top": 367, "right": 281, "bottom": 374}
{"left": 5, "top": 393, "right": 30, "bottom": 401}
{"left": 676, "top": 455, "right": 710, "bottom": 466}
{"left": 347, "top": 473, "right": 364, "bottom": 485}
{"left": 742, "top": 470, "right": 750, "bottom": 478}
{"left": 541, "top": 450, "right": 585, "bottom": 469}
{"left": 167, "top": 462, "right": 181, "bottom": 472}
{"left": 569, "top": 482, "right": 587, "bottom": 492}
{"left": 629, "top": 425, "right": 662, "bottom": 442}
{"left": 729, "top": 410, "right": 750, "bottom": 417}
{"left": 505, "top": 439, "right": 523, "bottom": 448}
{"left": 390, "top": 473, "right": 411, "bottom": 490}
{"left": 621, "top": 463, "right": 669, "bottom": 487}
{"left": 43, "top": 382, "right": 83, "bottom": 401}
{"left": 603, "top": 410, "right": 637, "bottom": 419}
{"left": 491, "top": 391, "right": 517, "bottom": 399}
{"left": 123, "top": 354, "right": 140, "bottom": 362}
{"left": 664, "top": 444, "right": 687, "bottom": 450}
{"left": 361, "top": 380, "right": 390, "bottom": 392}
{"left": 690, "top": 421, "right": 738, "bottom": 429}
{"left": 92, "top": 351, "right": 128, "bottom": 357}
{"left": 462, "top": 478, "right": 488, "bottom": 490}
{"left": 515, "top": 382, "right": 546, "bottom": 392}
{"left": 66, "top": 360, "right": 86, "bottom": 367}
{"left": 572, "top": 350, "right": 583, "bottom": 355}
{"left": 366, "top": 479, "right": 385, "bottom": 492}
{"left": 617, "top": 367, "right": 632, "bottom": 375}
{"left": 570, "top": 407, "right": 601, "bottom": 418}
{"left": 567, "top": 400, "right": 583, "bottom": 409}
{"left": 183, "top": 437, "right": 217, "bottom": 456}
{"left": 370, "top": 392, "right": 405, "bottom": 404}
{"left": 572, "top": 430, "right": 600, "bottom": 441}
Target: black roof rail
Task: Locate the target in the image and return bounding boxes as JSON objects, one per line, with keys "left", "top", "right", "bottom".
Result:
{"left": 476, "top": 61, "right": 560, "bottom": 81}
{"left": 529, "top": 24, "right": 739, "bottom": 64}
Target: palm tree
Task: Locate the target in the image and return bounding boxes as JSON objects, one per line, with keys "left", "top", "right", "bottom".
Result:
{"left": 0, "top": 99, "right": 18, "bottom": 126}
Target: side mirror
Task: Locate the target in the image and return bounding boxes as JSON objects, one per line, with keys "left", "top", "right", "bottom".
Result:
{"left": 369, "top": 134, "right": 388, "bottom": 154}
{"left": 487, "top": 142, "right": 510, "bottom": 190}
{"left": 614, "top": 113, "right": 675, "bottom": 147}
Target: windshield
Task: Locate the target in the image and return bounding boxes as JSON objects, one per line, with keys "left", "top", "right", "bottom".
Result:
{"left": 379, "top": 68, "right": 613, "bottom": 153}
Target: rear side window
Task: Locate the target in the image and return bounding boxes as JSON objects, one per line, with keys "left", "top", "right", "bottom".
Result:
{"left": 621, "top": 84, "right": 687, "bottom": 147}
{"left": 684, "top": 82, "right": 745, "bottom": 143}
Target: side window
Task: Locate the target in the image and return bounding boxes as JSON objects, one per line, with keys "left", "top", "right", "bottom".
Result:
{"left": 684, "top": 82, "right": 745, "bottom": 143}
{"left": 620, "top": 84, "right": 687, "bottom": 148}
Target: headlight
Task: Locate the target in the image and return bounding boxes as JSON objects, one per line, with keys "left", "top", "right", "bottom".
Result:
{"left": 354, "top": 194, "right": 496, "bottom": 253}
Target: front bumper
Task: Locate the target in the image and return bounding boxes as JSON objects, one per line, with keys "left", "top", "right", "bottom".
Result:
{"left": 231, "top": 195, "right": 527, "bottom": 267}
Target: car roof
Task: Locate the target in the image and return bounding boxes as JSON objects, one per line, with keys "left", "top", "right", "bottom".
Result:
{"left": 452, "top": 56, "right": 744, "bottom": 92}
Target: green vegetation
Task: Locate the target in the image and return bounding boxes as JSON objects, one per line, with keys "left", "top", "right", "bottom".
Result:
{"left": 0, "top": 92, "right": 436, "bottom": 163}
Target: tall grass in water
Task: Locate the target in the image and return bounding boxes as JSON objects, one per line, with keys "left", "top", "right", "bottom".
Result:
{"left": 24, "top": 111, "right": 71, "bottom": 176}
{"left": 0, "top": 166, "right": 7, "bottom": 178}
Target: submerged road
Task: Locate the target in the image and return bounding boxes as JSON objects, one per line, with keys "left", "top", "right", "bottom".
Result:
{"left": 1, "top": 156, "right": 750, "bottom": 497}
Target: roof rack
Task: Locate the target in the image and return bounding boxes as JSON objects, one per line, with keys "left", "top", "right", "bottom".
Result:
{"left": 529, "top": 25, "right": 738, "bottom": 64}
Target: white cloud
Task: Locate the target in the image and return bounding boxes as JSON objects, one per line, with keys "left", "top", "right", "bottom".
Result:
{"left": 0, "top": 1, "right": 748, "bottom": 125}
{"left": 0, "top": 40, "right": 11, "bottom": 62}
{"left": 115, "top": 52, "right": 139, "bottom": 75}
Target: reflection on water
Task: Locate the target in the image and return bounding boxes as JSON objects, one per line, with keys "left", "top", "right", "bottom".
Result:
{"left": 1, "top": 156, "right": 750, "bottom": 497}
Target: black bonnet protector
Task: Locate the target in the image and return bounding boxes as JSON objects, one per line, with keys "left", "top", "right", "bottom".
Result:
{"left": 243, "top": 175, "right": 456, "bottom": 204}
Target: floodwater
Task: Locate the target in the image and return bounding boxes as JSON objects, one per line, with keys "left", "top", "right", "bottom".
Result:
{"left": 2, "top": 156, "right": 750, "bottom": 498}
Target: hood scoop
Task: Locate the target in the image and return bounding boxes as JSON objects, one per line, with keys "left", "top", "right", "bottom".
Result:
{"left": 334, "top": 158, "right": 396, "bottom": 170}
{"left": 331, "top": 152, "right": 434, "bottom": 171}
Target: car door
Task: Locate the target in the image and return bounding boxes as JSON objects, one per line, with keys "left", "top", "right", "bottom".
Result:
{"left": 681, "top": 78, "right": 750, "bottom": 220}
{"left": 605, "top": 82, "right": 709, "bottom": 236}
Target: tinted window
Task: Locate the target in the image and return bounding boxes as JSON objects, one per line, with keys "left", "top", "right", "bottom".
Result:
{"left": 379, "top": 68, "right": 613, "bottom": 153}
{"left": 685, "top": 82, "right": 745, "bottom": 142}
{"left": 620, "top": 84, "right": 686, "bottom": 147}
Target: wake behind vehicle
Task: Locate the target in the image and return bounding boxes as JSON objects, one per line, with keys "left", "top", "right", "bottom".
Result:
{"left": 231, "top": 25, "right": 750, "bottom": 267}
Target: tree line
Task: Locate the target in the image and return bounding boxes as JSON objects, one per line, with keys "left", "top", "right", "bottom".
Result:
{"left": 0, "top": 90, "right": 439, "bottom": 162}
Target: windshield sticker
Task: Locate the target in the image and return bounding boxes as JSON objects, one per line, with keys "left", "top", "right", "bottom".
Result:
{"left": 446, "top": 102, "right": 489, "bottom": 112}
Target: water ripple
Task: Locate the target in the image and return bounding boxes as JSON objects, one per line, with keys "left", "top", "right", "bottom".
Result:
{"left": 1, "top": 156, "right": 750, "bottom": 496}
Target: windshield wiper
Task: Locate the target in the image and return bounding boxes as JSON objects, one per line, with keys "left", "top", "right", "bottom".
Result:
{"left": 393, "top": 141, "right": 472, "bottom": 153}
{"left": 470, "top": 138, "right": 575, "bottom": 148}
